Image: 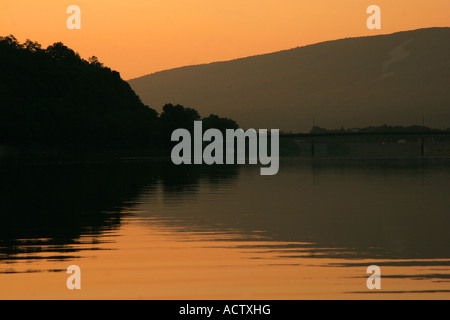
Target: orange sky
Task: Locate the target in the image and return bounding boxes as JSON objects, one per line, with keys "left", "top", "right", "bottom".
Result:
{"left": 1, "top": 0, "right": 449, "bottom": 80}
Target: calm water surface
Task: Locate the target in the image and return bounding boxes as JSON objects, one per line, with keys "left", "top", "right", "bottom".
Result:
{"left": 0, "top": 158, "right": 449, "bottom": 299}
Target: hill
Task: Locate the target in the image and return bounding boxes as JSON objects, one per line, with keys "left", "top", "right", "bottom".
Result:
{"left": 129, "top": 28, "right": 450, "bottom": 132}
{"left": 0, "top": 35, "right": 159, "bottom": 151}
{"left": 0, "top": 36, "right": 237, "bottom": 156}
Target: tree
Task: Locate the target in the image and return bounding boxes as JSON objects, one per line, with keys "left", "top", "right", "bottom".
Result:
{"left": 46, "top": 42, "right": 80, "bottom": 62}
{"left": 88, "top": 56, "right": 104, "bottom": 68}
{"left": 0, "top": 35, "right": 21, "bottom": 48}
{"left": 24, "top": 39, "right": 42, "bottom": 52}
{"left": 202, "top": 114, "right": 239, "bottom": 133}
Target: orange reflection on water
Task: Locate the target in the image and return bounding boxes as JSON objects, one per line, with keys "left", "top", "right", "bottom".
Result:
{"left": 0, "top": 217, "right": 449, "bottom": 300}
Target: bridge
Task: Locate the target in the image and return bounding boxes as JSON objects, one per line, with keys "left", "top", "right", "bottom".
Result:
{"left": 279, "top": 130, "right": 450, "bottom": 157}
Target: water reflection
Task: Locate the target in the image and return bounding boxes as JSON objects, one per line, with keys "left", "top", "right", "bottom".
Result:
{"left": 0, "top": 157, "right": 449, "bottom": 297}
{"left": 134, "top": 158, "right": 450, "bottom": 262}
{"left": 0, "top": 160, "right": 241, "bottom": 272}
{"left": 0, "top": 161, "right": 153, "bottom": 270}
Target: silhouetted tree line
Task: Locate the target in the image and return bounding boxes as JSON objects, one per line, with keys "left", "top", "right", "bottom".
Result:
{"left": 0, "top": 36, "right": 238, "bottom": 156}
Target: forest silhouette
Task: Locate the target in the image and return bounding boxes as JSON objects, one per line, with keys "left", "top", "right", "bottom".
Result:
{"left": 0, "top": 35, "right": 238, "bottom": 157}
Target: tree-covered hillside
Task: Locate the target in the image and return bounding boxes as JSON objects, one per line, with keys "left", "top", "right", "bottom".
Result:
{"left": 0, "top": 36, "right": 238, "bottom": 156}
{"left": 0, "top": 35, "right": 160, "bottom": 150}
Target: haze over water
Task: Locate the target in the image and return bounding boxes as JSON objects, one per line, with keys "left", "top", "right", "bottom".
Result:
{"left": 0, "top": 158, "right": 449, "bottom": 299}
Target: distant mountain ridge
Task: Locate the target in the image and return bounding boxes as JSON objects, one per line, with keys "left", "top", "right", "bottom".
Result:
{"left": 129, "top": 28, "right": 450, "bottom": 132}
